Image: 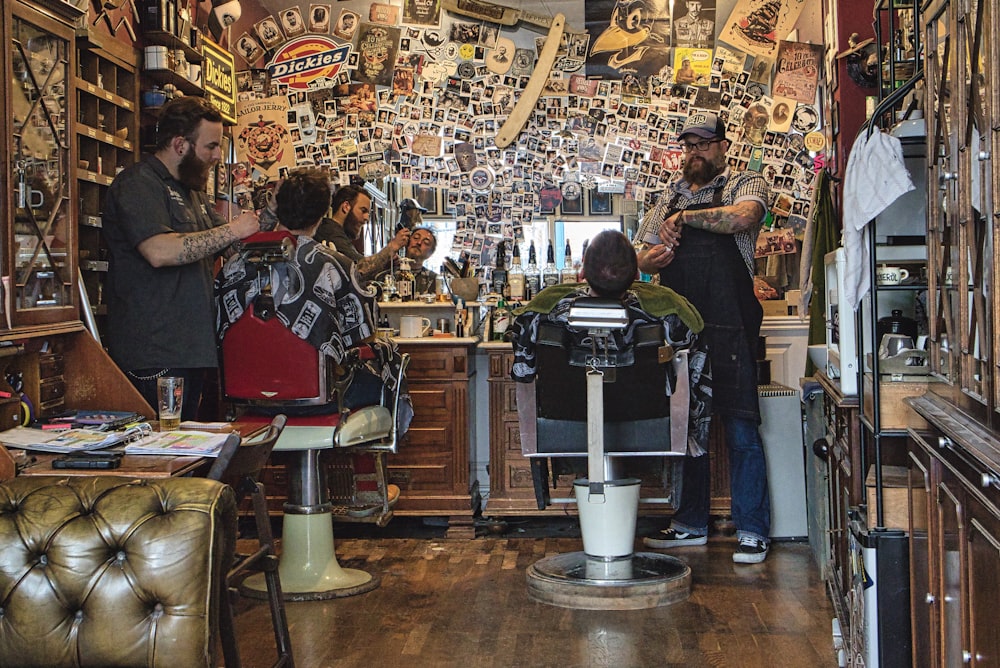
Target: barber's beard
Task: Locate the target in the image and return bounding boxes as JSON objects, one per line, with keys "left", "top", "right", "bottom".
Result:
{"left": 344, "top": 209, "right": 364, "bottom": 239}
{"left": 177, "top": 146, "right": 213, "bottom": 190}
{"left": 683, "top": 154, "right": 724, "bottom": 186}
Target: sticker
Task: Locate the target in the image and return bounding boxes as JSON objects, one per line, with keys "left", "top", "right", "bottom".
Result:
{"left": 804, "top": 131, "right": 826, "bottom": 152}
{"left": 470, "top": 166, "right": 494, "bottom": 191}
{"left": 459, "top": 43, "right": 475, "bottom": 60}
{"left": 457, "top": 61, "right": 476, "bottom": 79}
{"left": 792, "top": 104, "right": 819, "bottom": 133}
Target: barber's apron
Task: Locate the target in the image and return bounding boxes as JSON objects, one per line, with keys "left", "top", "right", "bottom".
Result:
{"left": 658, "top": 190, "right": 762, "bottom": 422}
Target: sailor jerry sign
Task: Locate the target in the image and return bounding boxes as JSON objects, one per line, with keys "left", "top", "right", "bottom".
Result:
{"left": 202, "top": 38, "right": 237, "bottom": 124}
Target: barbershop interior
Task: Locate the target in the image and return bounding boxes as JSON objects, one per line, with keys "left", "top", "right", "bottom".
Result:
{"left": 0, "top": 0, "right": 998, "bottom": 666}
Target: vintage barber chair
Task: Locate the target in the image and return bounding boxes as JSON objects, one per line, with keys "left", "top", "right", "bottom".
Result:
{"left": 220, "top": 232, "right": 410, "bottom": 599}
{"left": 519, "top": 298, "right": 692, "bottom": 610}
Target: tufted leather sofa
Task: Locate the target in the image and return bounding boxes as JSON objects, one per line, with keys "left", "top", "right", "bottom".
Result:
{"left": 0, "top": 476, "right": 237, "bottom": 668}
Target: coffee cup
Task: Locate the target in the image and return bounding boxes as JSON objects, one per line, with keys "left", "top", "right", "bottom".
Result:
{"left": 400, "top": 315, "right": 431, "bottom": 338}
{"left": 876, "top": 265, "right": 909, "bottom": 286}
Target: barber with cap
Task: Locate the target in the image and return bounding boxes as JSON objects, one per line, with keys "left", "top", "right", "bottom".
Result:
{"left": 315, "top": 184, "right": 411, "bottom": 282}
{"left": 393, "top": 199, "right": 439, "bottom": 295}
{"left": 635, "top": 111, "right": 774, "bottom": 564}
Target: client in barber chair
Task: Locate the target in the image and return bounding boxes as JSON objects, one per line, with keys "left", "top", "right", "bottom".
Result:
{"left": 215, "top": 168, "right": 411, "bottom": 426}
{"left": 507, "top": 230, "right": 712, "bottom": 477}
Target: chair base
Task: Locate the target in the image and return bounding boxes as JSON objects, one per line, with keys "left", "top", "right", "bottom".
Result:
{"left": 526, "top": 551, "right": 691, "bottom": 610}
{"left": 240, "top": 513, "right": 380, "bottom": 601}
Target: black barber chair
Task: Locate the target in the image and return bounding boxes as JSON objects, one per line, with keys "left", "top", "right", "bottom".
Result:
{"left": 518, "top": 297, "right": 692, "bottom": 610}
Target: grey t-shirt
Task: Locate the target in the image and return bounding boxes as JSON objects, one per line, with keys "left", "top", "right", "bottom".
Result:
{"left": 103, "top": 155, "right": 224, "bottom": 371}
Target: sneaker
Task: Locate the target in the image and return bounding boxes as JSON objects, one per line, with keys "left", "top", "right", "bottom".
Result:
{"left": 733, "top": 535, "right": 769, "bottom": 564}
{"left": 642, "top": 528, "right": 708, "bottom": 548}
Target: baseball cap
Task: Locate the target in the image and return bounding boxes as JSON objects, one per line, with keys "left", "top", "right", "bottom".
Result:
{"left": 399, "top": 197, "right": 428, "bottom": 212}
{"left": 679, "top": 111, "right": 726, "bottom": 141}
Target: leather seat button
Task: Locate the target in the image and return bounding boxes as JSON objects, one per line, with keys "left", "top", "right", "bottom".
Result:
{"left": 37, "top": 554, "right": 48, "bottom": 566}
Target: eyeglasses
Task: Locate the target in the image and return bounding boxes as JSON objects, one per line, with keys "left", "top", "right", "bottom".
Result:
{"left": 680, "top": 139, "right": 724, "bottom": 152}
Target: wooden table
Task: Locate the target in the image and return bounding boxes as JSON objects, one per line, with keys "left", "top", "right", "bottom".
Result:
{"left": 17, "top": 452, "right": 207, "bottom": 478}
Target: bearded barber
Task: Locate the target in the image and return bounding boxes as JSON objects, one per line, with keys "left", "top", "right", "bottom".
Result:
{"left": 636, "top": 111, "right": 774, "bottom": 564}
{"left": 314, "top": 183, "right": 410, "bottom": 282}
{"left": 104, "top": 96, "right": 261, "bottom": 419}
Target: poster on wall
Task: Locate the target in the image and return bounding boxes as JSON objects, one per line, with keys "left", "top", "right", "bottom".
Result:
{"left": 585, "top": 0, "right": 673, "bottom": 80}
{"left": 353, "top": 23, "right": 401, "bottom": 86}
{"left": 771, "top": 40, "right": 823, "bottom": 103}
{"left": 718, "top": 0, "right": 807, "bottom": 59}
{"left": 235, "top": 97, "right": 296, "bottom": 180}
{"left": 673, "top": 0, "right": 716, "bottom": 49}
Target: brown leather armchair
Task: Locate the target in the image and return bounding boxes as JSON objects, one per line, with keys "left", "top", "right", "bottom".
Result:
{"left": 0, "top": 475, "right": 237, "bottom": 668}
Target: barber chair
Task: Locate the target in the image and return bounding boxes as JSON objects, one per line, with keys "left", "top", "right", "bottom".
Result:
{"left": 220, "top": 232, "right": 410, "bottom": 600}
{"left": 519, "top": 298, "right": 692, "bottom": 610}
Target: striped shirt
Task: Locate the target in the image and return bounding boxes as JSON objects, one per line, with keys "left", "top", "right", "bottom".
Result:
{"left": 635, "top": 167, "right": 771, "bottom": 276}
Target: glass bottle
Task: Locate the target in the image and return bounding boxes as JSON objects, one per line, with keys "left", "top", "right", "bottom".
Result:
{"left": 507, "top": 243, "right": 525, "bottom": 303}
{"left": 541, "top": 240, "right": 559, "bottom": 289}
{"left": 492, "top": 298, "right": 510, "bottom": 341}
{"left": 491, "top": 241, "right": 508, "bottom": 297}
{"left": 560, "top": 240, "right": 576, "bottom": 283}
{"left": 395, "top": 256, "right": 415, "bottom": 302}
{"left": 577, "top": 239, "right": 588, "bottom": 281}
{"left": 525, "top": 241, "right": 541, "bottom": 300}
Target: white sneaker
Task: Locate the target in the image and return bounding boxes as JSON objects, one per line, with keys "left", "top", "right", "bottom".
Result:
{"left": 733, "top": 535, "right": 769, "bottom": 563}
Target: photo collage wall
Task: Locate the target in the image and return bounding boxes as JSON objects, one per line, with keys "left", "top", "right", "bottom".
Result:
{"left": 224, "top": 0, "right": 824, "bottom": 263}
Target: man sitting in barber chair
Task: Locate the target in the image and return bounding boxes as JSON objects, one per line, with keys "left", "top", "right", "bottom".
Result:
{"left": 507, "top": 230, "right": 711, "bottom": 501}
{"left": 216, "top": 169, "right": 409, "bottom": 422}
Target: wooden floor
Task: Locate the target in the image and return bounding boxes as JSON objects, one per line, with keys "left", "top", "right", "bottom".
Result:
{"left": 229, "top": 518, "right": 837, "bottom": 668}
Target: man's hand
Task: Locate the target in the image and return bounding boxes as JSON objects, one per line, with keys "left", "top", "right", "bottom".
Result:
{"left": 230, "top": 210, "right": 261, "bottom": 239}
{"left": 387, "top": 226, "right": 411, "bottom": 253}
{"left": 658, "top": 210, "right": 684, "bottom": 249}
{"left": 637, "top": 243, "right": 676, "bottom": 274}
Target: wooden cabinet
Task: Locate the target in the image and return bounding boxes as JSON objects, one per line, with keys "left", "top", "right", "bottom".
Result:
{"left": 390, "top": 341, "right": 477, "bottom": 537}
{"left": 907, "top": 405, "right": 1000, "bottom": 668}
{"left": 74, "top": 34, "right": 139, "bottom": 340}
{"left": 4, "top": 0, "right": 81, "bottom": 329}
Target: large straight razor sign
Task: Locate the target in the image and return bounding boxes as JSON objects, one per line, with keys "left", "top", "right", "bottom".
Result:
{"left": 442, "top": 0, "right": 565, "bottom": 32}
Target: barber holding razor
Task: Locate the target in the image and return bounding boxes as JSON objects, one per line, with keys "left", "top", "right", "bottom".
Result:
{"left": 636, "top": 111, "right": 773, "bottom": 564}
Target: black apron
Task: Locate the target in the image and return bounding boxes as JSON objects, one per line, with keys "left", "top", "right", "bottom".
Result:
{"left": 658, "top": 189, "right": 762, "bottom": 422}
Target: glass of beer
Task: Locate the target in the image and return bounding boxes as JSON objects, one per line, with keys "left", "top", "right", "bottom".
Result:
{"left": 156, "top": 376, "right": 184, "bottom": 431}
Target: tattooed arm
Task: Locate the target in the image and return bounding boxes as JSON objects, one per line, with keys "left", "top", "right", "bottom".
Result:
{"left": 660, "top": 200, "right": 765, "bottom": 239}
{"left": 355, "top": 227, "right": 411, "bottom": 282}
{"left": 137, "top": 210, "right": 261, "bottom": 267}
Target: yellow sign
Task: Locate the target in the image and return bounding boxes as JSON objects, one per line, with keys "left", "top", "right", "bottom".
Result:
{"left": 201, "top": 37, "right": 237, "bottom": 125}
{"left": 804, "top": 131, "right": 827, "bottom": 153}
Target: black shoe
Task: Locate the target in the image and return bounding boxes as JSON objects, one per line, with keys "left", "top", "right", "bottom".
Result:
{"left": 733, "top": 535, "right": 769, "bottom": 563}
{"left": 642, "top": 528, "right": 708, "bottom": 548}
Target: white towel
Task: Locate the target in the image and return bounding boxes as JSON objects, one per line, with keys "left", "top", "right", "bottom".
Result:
{"left": 842, "top": 127, "right": 915, "bottom": 308}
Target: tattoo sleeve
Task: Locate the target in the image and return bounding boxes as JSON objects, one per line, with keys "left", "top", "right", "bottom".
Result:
{"left": 683, "top": 201, "right": 763, "bottom": 234}
{"left": 177, "top": 224, "right": 240, "bottom": 264}
{"left": 356, "top": 244, "right": 398, "bottom": 282}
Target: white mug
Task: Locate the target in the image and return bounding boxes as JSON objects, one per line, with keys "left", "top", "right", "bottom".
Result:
{"left": 876, "top": 265, "right": 909, "bottom": 286}
{"left": 400, "top": 315, "right": 431, "bottom": 338}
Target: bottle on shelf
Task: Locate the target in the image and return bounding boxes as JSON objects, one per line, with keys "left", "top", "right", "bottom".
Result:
{"left": 577, "top": 239, "right": 588, "bottom": 281}
{"left": 395, "top": 256, "right": 415, "bottom": 302}
{"left": 492, "top": 298, "right": 510, "bottom": 341}
{"left": 491, "top": 240, "right": 508, "bottom": 297}
{"left": 560, "top": 240, "right": 576, "bottom": 283}
{"left": 507, "top": 242, "right": 525, "bottom": 303}
{"left": 541, "top": 240, "right": 559, "bottom": 289}
{"left": 525, "top": 241, "right": 541, "bottom": 300}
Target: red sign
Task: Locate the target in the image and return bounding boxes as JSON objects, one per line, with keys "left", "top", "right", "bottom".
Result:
{"left": 267, "top": 36, "right": 351, "bottom": 90}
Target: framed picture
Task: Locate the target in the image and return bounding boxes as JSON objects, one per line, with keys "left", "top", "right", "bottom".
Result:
{"left": 411, "top": 185, "right": 439, "bottom": 215}
{"left": 560, "top": 181, "right": 584, "bottom": 215}
{"left": 589, "top": 190, "right": 613, "bottom": 215}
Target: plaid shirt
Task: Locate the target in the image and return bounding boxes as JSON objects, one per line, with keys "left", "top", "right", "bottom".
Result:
{"left": 635, "top": 167, "right": 771, "bottom": 276}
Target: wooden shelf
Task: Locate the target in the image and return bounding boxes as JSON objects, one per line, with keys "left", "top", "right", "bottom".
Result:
{"left": 142, "top": 68, "right": 203, "bottom": 97}
{"left": 74, "top": 76, "right": 135, "bottom": 111}
{"left": 143, "top": 30, "right": 203, "bottom": 63}
{"left": 76, "top": 123, "right": 133, "bottom": 151}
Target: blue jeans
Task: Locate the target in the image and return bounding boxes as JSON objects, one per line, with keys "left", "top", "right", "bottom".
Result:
{"left": 671, "top": 415, "right": 771, "bottom": 542}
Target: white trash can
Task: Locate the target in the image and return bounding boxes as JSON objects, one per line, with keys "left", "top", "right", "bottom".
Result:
{"left": 573, "top": 477, "right": 641, "bottom": 559}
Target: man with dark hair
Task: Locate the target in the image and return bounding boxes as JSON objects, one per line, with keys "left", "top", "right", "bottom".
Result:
{"left": 508, "top": 230, "right": 712, "bottom": 456}
{"left": 636, "top": 110, "right": 773, "bottom": 563}
{"left": 314, "top": 184, "right": 411, "bottom": 282}
{"left": 104, "top": 96, "right": 261, "bottom": 419}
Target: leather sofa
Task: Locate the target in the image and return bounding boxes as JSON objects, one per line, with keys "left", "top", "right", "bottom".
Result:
{"left": 0, "top": 476, "right": 237, "bottom": 667}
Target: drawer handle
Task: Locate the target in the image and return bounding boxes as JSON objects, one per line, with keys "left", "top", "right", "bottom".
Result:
{"left": 982, "top": 472, "right": 999, "bottom": 489}
{"left": 937, "top": 435, "right": 953, "bottom": 450}
{"left": 925, "top": 593, "right": 935, "bottom": 604}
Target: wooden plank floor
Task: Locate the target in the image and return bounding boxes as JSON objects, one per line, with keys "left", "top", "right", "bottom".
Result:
{"left": 229, "top": 519, "right": 837, "bottom": 668}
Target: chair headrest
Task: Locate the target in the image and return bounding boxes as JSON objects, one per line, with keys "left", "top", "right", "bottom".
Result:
{"left": 566, "top": 297, "right": 628, "bottom": 331}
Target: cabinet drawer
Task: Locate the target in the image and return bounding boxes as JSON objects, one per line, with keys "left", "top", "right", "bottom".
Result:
{"left": 39, "top": 377, "right": 66, "bottom": 403}
{"left": 38, "top": 354, "right": 65, "bottom": 379}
